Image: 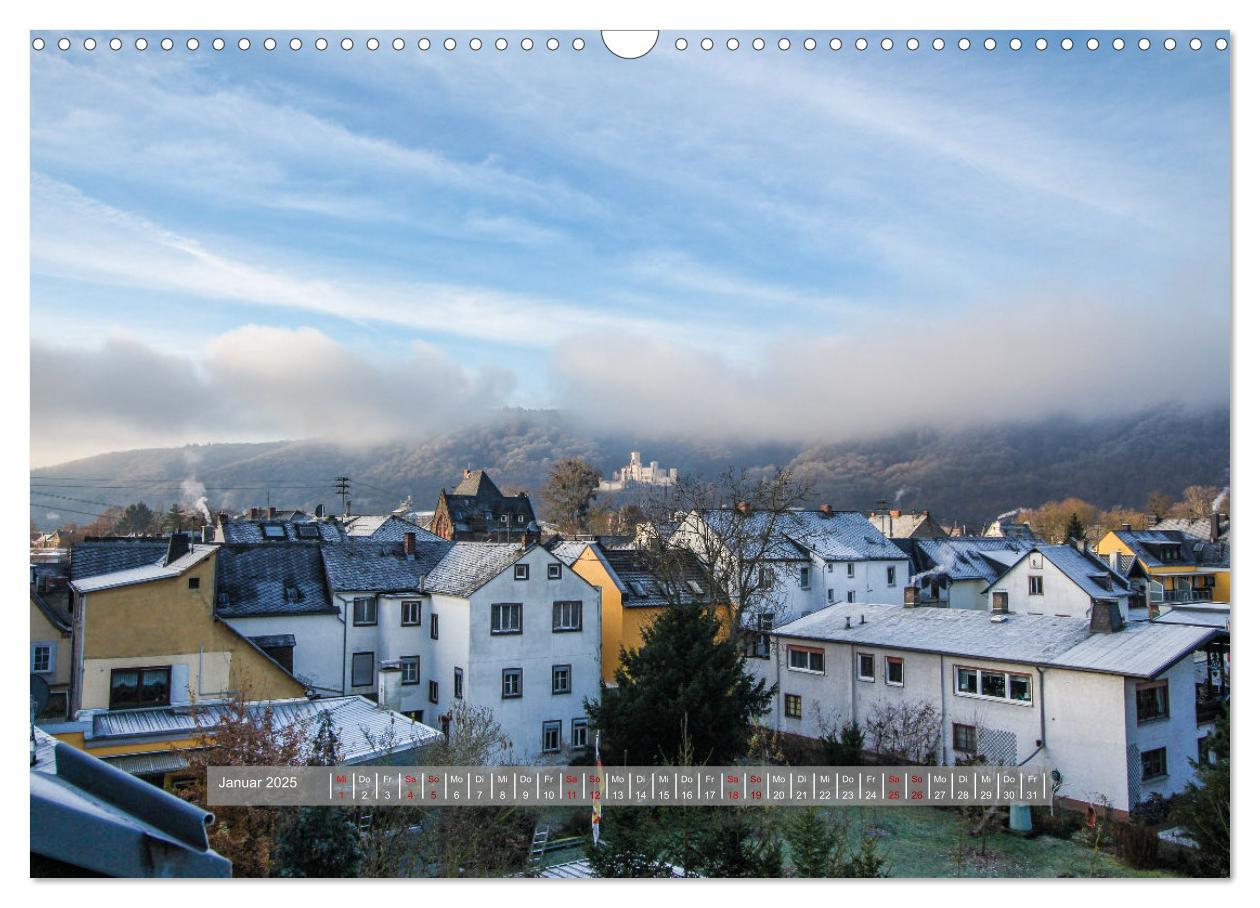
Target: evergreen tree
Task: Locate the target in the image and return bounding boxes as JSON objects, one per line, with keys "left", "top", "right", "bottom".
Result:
{"left": 1171, "top": 700, "right": 1229, "bottom": 877}
{"left": 1062, "top": 511, "right": 1086, "bottom": 543}
{"left": 586, "top": 808, "right": 676, "bottom": 878}
{"left": 272, "top": 806, "right": 364, "bottom": 878}
{"left": 785, "top": 808, "right": 837, "bottom": 877}
{"left": 585, "top": 604, "right": 774, "bottom": 765}
{"left": 675, "top": 808, "right": 782, "bottom": 878}
{"left": 836, "top": 836, "right": 888, "bottom": 878}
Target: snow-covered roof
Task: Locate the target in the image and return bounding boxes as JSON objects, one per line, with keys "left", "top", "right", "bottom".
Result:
{"left": 70, "top": 545, "right": 216, "bottom": 593}
{"left": 423, "top": 542, "right": 528, "bottom": 597}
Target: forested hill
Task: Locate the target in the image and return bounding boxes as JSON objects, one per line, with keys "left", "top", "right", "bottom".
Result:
{"left": 30, "top": 406, "right": 1228, "bottom": 531}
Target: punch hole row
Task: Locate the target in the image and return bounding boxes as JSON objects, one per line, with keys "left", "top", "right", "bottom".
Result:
{"left": 30, "top": 34, "right": 1229, "bottom": 53}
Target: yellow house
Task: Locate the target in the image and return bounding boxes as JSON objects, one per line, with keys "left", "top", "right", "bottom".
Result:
{"left": 557, "top": 542, "right": 729, "bottom": 683}
{"left": 30, "top": 588, "right": 72, "bottom": 718}
{"left": 1096, "top": 528, "right": 1230, "bottom": 606}
{"left": 58, "top": 536, "right": 305, "bottom": 764}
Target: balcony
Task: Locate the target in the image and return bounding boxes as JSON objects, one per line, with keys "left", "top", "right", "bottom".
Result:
{"left": 1196, "top": 698, "right": 1225, "bottom": 725}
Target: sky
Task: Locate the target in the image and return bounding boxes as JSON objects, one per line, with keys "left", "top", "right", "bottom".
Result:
{"left": 29, "top": 30, "right": 1230, "bottom": 466}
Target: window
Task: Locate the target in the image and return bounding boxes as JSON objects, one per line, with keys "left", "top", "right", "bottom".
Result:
{"left": 953, "top": 723, "right": 977, "bottom": 755}
{"left": 296, "top": 524, "right": 320, "bottom": 539}
{"left": 572, "top": 719, "right": 589, "bottom": 749}
{"left": 547, "top": 563, "right": 562, "bottom": 580}
{"left": 552, "top": 664, "right": 572, "bottom": 694}
{"left": 827, "top": 562, "right": 834, "bottom": 573}
{"left": 1198, "top": 735, "right": 1213, "bottom": 765}
{"left": 401, "top": 600, "right": 421, "bottom": 626}
{"left": 502, "top": 668, "right": 522, "bottom": 698}
{"left": 827, "top": 588, "right": 835, "bottom": 603}
{"left": 886, "top": 565, "right": 897, "bottom": 586}
{"left": 514, "top": 564, "right": 530, "bottom": 581}
{"left": 1140, "top": 747, "right": 1168, "bottom": 780}
{"left": 454, "top": 667, "right": 464, "bottom": 699}
{"left": 787, "top": 645, "right": 825, "bottom": 674}
{"left": 353, "top": 597, "right": 378, "bottom": 626}
{"left": 846, "top": 563, "right": 855, "bottom": 578}
{"left": 491, "top": 603, "right": 523, "bottom": 634}
{"left": 799, "top": 566, "right": 810, "bottom": 589}
{"left": 517, "top": 514, "right": 526, "bottom": 524}
{"left": 858, "top": 653, "right": 875, "bottom": 682}
{"left": 430, "top": 613, "right": 440, "bottom": 639}
{"left": 187, "top": 576, "right": 200, "bottom": 590}
{"left": 262, "top": 524, "right": 286, "bottom": 539}
{"left": 1136, "top": 680, "right": 1170, "bottom": 722}
{"left": 784, "top": 694, "right": 803, "bottom": 719}
{"left": 31, "top": 643, "right": 52, "bottom": 674}
{"left": 109, "top": 667, "right": 171, "bottom": 709}
{"left": 542, "top": 720, "right": 562, "bottom": 753}
{"left": 351, "top": 652, "right": 375, "bottom": 688}
{"left": 553, "top": 601, "right": 582, "bottom": 632}
{"left": 1028, "top": 575, "right": 1044, "bottom": 596}
{"left": 758, "top": 566, "right": 772, "bottom": 589}
{"left": 428, "top": 680, "right": 439, "bottom": 704}
{"left": 846, "top": 591, "right": 855, "bottom": 603}
{"left": 747, "top": 613, "right": 773, "bottom": 659}
{"left": 955, "top": 666, "right": 1032, "bottom": 703}
{"left": 885, "top": 657, "right": 904, "bottom": 686}
{"left": 400, "top": 656, "right": 420, "bottom": 685}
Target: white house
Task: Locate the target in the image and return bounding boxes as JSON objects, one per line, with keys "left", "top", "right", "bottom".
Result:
{"left": 750, "top": 600, "right": 1224, "bottom": 817}
{"left": 672, "top": 507, "right": 911, "bottom": 627}
{"left": 904, "top": 536, "right": 1036, "bottom": 610}
{"left": 983, "top": 544, "right": 1134, "bottom": 619}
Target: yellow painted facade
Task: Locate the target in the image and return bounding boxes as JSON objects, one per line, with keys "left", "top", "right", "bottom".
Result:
{"left": 71, "top": 549, "right": 304, "bottom": 713}
{"left": 1096, "top": 532, "right": 1230, "bottom": 603}
{"left": 566, "top": 545, "right": 731, "bottom": 683}
{"left": 30, "top": 596, "right": 72, "bottom": 690}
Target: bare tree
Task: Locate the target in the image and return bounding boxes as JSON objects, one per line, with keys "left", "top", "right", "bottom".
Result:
{"left": 862, "top": 700, "right": 942, "bottom": 766}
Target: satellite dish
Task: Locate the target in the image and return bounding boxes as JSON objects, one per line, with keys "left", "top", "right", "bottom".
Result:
{"left": 30, "top": 674, "right": 50, "bottom": 716}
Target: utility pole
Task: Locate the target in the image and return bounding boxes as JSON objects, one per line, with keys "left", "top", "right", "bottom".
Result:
{"left": 334, "top": 476, "right": 351, "bottom": 516}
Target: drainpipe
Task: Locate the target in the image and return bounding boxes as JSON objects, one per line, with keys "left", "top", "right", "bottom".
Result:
{"left": 939, "top": 654, "right": 947, "bottom": 764}
{"left": 339, "top": 595, "right": 349, "bottom": 695}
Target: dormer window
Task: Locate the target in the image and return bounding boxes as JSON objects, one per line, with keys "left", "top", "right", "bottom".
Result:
{"left": 262, "top": 524, "right": 286, "bottom": 540}
{"left": 296, "top": 524, "right": 320, "bottom": 539}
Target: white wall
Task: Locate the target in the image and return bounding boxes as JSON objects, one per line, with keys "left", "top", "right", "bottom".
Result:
{"left": 988, "top": 554, "right": 1095, "bottom": 617}
{"left": 1127, "top": 656, "right": 1203, "bottom": 804}
{"left": 223, "top": 613, "right": 344, "bottom": 695}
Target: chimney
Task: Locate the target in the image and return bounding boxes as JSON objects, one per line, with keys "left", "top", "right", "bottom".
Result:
{"left": 464, "top": 469, "right": 473, "bottom": 479}
{"left": 819, "top": 503, "right": 834, "bottom": 517}
{"left": 1147, "top": 599, "right": 1161, "bottom": 622}
{"left": 249, "top": 507, "right": 260, "bottom": 520}
{"left": 403, "top": 532, "right": 416, "bottom": 557}
{"left": 1090, "top": 600, "right": 1124, "bottom": 634}
{"left": 164, "top": 532, "right": 191, "bottom": 566}
{"left": 903, "top": 585, "right": 919, "bottom": 608}
{"left": 991, "top": 591, "right": 1009, "bottom": 614}
{"left": 1211, "top": 512, "right": 1221, "bottom": 543}
{"left": 268, "top": 506, "right": 277, "bottom": 520}
{"left": 376, "top": 661, "right": 404, "bottom": 712}
{"left": 201, "top": 525, "right": 215, "bottom": 544}
{"left": 315, "top": 503, "right": 325, "bottom": 519}
{"left": 735, "top": 501, "right": 751, "bottom": 516}
{"left": 217, "top": 512, "right": 229, "bottom": 526}
{"left": 890, "top": 509, "right": 902, "bottom": 518}
{"left": 1146, "top": 513, "right": 1159, "bottom": 529}
{"left": 1121, "top": 522, "right": 1132, "bottom": 532}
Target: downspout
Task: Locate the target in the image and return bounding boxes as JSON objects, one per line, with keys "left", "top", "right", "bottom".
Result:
{"left": 939, "top": 654, "right": 947, "bottom": 764}
{"left": 340, "top": 595, "right": 348, "bottom": 694}
{"left": 1018, "top": 667, "right": 1049, "bottom": 766}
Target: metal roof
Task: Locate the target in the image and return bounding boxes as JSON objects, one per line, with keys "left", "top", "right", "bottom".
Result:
{"left": 1154, "top": 605, "right": 1230, "bottom": 631}
{"left": 773, "top": 602, "right": 1213, "bottom": 678}
{"left": 101, "top": 750, "right": 196, "bottom": 776}
{"left": 70, "top": 545, "right": 216, "bottom": 593}
{"left": 87, "top": 696, "right": 442, "bottom": 762}
{"left": 911, "top": 536, "right": 1035, "bottom": 585}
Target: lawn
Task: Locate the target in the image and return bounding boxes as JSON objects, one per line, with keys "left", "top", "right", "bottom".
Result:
{"left": 818, "top": 806, "right": 1175, "bottom": 878}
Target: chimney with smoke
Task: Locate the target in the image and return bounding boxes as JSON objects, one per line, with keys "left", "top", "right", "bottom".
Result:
{"left": 1211, "top": 512, "right": 1222, "bottom": 543}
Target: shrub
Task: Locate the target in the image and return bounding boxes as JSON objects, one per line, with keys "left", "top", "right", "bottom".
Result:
{"left": 1114, "top": 822, "right": 1163, "bottom": 870}
{"left": 1130, "top": 792, "right": 1174, "bottom": 827}
{"left": 1032, "top": 806, "right": 1083, "bottom": 840}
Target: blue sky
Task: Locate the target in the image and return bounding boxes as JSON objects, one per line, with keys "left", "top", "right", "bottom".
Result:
{"left": 30, "top": 31, "right": 1230, "bottom": 465}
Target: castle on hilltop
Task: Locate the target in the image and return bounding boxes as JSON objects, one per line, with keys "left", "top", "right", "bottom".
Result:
{"left": 598, "top": 451, "right": 678, "bottom": 492}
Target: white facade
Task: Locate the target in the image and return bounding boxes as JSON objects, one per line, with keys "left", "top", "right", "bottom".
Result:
{"left": 598, "top": 451, "right": 678, "bottom": 491}
{"left": 223, "top": 613, "right": 344, "bottom": 695}
{"left": 752, "top": 619, "right": 1210, "bottom": 815}
{"left": 987, "top": 552, "right": 1098, "bottom": 618}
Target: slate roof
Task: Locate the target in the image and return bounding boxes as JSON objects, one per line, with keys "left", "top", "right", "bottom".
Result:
{"left": 70, "top": 545, "right": 216, "bottom": 594}
{"left": 910, "top": 536, "right": 1035, "bottom": 585}
{"left": 218, "top": 518, "right": 346, "bottom": 544}
{"left": 437, "top": 470, "right": 538, "bottom": 539}
{"left": 600, "top": 547, "right": 711, "bottom": 608}
{"left": 86, "top": 696, "right": 442, "bottom": 762}
{"left": 1003, "top": 545, "right": 1132, "bottom": 601}
{"left": 341, "top": 514, "right": 445, "bottom": 544}
{"left": 321, "top": 540, "right": 452, "bottom": 592}
{"left": 1113, "top": 530, "right": 1230, "bottom": 569}
{"left": 214, "top": 544, "right": 336, "bottom": 617}
{"left": 423, "top": 542, "right": 526, "bottom": 596}
{"left": 70, "top": 538, "right": 170, "bottom": 581}
{"left": 1149, "top": 516, "right": 1229, "bottom": 544}
{"left": 547, "top": 540, "right": 589, "bottom": 566}
{"left": 691, "top": 509, "right": 906, "bottom": 563}
{"left": 773, "top": 603, "right": 1214, "bottom": 678}
{"left": 1154, "top": 604, "right": 1231, "bottom": 631}
{"left": 31, "top": 589, "right": 71, "bottom": 632}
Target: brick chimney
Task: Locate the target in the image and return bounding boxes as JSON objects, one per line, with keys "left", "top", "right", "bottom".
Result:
{"left": 403, "top": 532, "right": 416, "bottom": 556}
{"left": 464, "top": 469, "right": 473, "bottom": 479}
{"left": 249, "top": 507, "right": 260, "bottom": 520}
{"left": 1211, "top": 512, "right": 1222, "bottom": 543}
{"left": 819, "top": 503, "right": 834, "bottom": 517}
{"left": 1089, "top": 600, "right": 1124, "bottom": 634}
{"left": 890, "top": 509, "right": 902, "bottom": 518}
{"left": 991, "top": 591, "right": 1009, "bottom": 614}
{"left": 267, "top": 506, "right": 277, "bottom": 520}
{"left": 735, "top": 501, "right": 751, "bottom": 516}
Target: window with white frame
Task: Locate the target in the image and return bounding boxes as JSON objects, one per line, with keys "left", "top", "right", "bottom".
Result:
{"left": 502, "top": 668, "right": 522, "bottom": 698}
{"left": 31, "top": 642, "right": 53, "bottom": 674}
{"left": 401, "top": 600, "right": 421, "bottom": 626}
{"left": 352, "top": 597, "right": 378, "bottom": 626}
{"left": 786, "top": 645, "right": 824, "bottom": 674}
{"left": 514, "top": 564, "right": 530, "bottom": 581}
{"left": 552, "top": 601, "right": 582, "bottom": 632}
{"left": 954, "top": 666, "right": 1032, "bottom": 703}
{"left": 885, "top": 656, "right": 904, "bottom": 686}
{"left": 552, "top": 664, "right": 572, "bottom": 694}
{"left": 857, "top": 653, "right": 875, "bottom": 682}
{"left": 542, "top": 720, "right": 562, "bottom": 753}
{"left": 784, "top": 694, "right": 803, "bottom": 719}
{"left": 400, "top": 656, "right": 419, "bottom": 685}
{"left": 1028, "top": 575, "right": 1044, "bottom": 596}
{"left": 547, "top": 563, "right": 562, "bottom": 580}
{"left": 572, "top": 718, "right": 589, "bottom": 749}
{"left": 491, "top": 602, "right": 522, "bottom": 634}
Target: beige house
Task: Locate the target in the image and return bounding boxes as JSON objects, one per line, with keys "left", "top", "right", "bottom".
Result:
{"left": 31, "top": 589, "right": 72, "bottom": 718}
